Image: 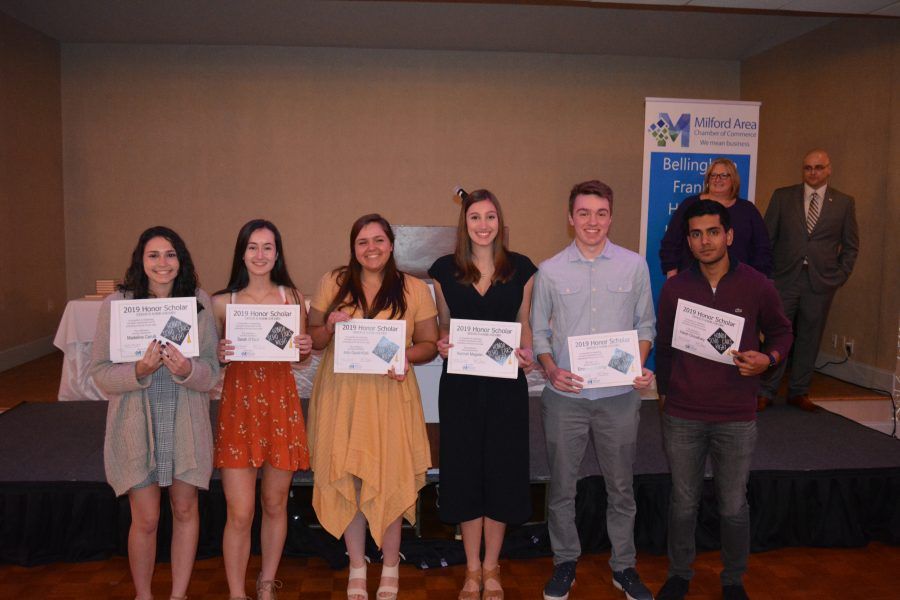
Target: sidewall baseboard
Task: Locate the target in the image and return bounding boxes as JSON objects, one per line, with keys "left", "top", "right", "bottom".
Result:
{"left": 816, "top": 351, "right": 894, "bottom": 393}
{"left": 0, "top": 336, "right": 56, "bottom": 373}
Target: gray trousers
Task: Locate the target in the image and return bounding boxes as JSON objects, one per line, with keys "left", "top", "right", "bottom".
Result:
{"left": 662, "top": 413, "right": 757, "bottom": 586}
{"left": 760, "top": 268, "right": 836, "bottom": 399}
{"left": 541, "top": 387, "right": 640, "bottom": 571}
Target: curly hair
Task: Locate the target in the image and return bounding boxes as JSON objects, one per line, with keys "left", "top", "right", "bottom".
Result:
{"left": 118, "top": 226, "right": 204, "bottom": 311}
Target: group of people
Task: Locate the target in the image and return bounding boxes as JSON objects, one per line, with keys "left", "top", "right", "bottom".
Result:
{"left": 90, "top": 148, "right": 857, "bottom": 600}
{"left": 659, "top": 150, "right": 858, "bottom": 414}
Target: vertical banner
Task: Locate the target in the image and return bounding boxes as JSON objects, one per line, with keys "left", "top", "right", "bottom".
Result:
{"left": 640, "top": 98, "right": 761, "bottom": 307}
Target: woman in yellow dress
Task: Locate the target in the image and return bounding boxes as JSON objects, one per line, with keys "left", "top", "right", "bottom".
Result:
{"left": 308, "top": 213, "right": 438, "bottom": 600}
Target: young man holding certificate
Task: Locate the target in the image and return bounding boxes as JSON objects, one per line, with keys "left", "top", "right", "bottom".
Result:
{"left": 655, "top": 200, "right": 792, "bottom": 600}
{"left": 532, "top": 180, "right": 656, "bottom": 600}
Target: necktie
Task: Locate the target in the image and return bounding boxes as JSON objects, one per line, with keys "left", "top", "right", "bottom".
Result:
{"left": 806, "top": 192, "right": 820, "bottom": 234}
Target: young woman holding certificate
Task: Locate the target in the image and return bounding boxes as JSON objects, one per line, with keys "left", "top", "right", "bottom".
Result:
{"left": 427, "top": 190, "right": 537, "bottom": 600}
{"left": 308, "top": 213, "right": 438, "bottom": 600}
{"left": 90, "top": 226, "right": 219, "bottom": 600}
{"left": 213, "top": 220, "right": 313, "bottom": 600}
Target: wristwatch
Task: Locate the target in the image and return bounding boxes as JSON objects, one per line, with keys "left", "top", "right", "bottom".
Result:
{"left": 767, "top": 352, "right": 777, "bottom": 368}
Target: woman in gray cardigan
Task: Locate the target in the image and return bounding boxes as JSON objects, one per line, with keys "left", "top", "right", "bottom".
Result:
{"left": 90, "top": 226, "right": 219, "bottom": 600}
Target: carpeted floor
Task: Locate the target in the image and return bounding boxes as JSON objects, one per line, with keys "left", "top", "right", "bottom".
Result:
{"left": 3, "top": 399, "right": 899, "bottom": 485}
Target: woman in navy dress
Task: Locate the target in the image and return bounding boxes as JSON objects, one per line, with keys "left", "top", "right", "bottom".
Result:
{"left": 428, "top": 189, "right": 537, "bottom": 600}
{"left": 659, "top": 157, "right": 772, "bottom": 277}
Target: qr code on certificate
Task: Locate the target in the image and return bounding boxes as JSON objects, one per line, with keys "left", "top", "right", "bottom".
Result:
{"left": 485, "top": 338, "right": 514, "bottom": 366}
{"left": 266, "top": 322, "right": 294, "bottom": 349}
{"left": 707, "top": 328, "right": 735, "bottom": 354}
{"left": 372, "top": 336, "right": 400, "bottom": 364}
{"left": 160, "top": 316, "right": 191, "bottom": 345}
{"left": 608, "top": 348, "right": 634, "bottom": 374}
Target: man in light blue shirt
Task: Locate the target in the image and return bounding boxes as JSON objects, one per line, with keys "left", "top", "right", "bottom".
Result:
{"left": 532, "top": 180, "right": 656, "bottom": 600}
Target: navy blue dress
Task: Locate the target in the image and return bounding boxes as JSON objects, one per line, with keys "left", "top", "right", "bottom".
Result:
{"left": 428, "top": 252, "right": 537, "bottom": 524}
{"left": 659, "top": 195, "right": 773, "bottom": 277}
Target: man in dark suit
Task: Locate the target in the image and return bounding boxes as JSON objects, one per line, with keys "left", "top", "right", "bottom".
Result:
{"left": 757, "top": 149, "right": 859, "bottom": 411}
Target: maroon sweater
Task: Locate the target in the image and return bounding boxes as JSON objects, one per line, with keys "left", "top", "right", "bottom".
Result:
{"left": 656, "top": 261, "right": 792, "bottom": 422}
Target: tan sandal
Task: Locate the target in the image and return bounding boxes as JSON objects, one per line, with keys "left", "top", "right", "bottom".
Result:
{"left": 348, "top": 563, "right": 368, "bottom": 600}
{"left": 482, "top": 564, "right": 504, "bottom": 600}
{"left": 376, "top": 561, "right": 400, "bottom": 600}
{"left": 458, "top": 567, "right": 482, "bottom": 600}
{"left": 256, "top": 575, "right": 283, "bottom": 600}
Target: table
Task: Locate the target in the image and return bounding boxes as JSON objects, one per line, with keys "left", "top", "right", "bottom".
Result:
{"left": 53, "top": 299, "right": 106, "bottom": 401}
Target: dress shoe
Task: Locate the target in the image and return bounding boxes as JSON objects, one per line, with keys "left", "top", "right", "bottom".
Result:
{"left": 657, "top": 576, "right": 689, "bottom": 600}
{"left": 787, "top": 393, "right": 816, "bottom": 412}
{"left": 722, "top": 584, "right": 750, "bottom": 600}
{"left": 756, "top": 396, "right": 770, "bottom": 412}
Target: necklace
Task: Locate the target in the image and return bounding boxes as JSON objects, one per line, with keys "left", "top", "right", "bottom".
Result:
{"left": 240, "top": 285, "right": 278, "bottom": 304}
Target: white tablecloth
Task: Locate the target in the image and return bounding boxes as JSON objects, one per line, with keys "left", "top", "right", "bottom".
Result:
{"left": 53, "top": 299, "right": 107, "bottom": 401}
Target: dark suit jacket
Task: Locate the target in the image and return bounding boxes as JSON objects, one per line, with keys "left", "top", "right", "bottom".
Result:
{"left": 764, "top": 184, "right": 859, "bottom": 294}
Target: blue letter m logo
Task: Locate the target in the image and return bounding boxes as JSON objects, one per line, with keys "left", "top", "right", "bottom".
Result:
{"left": 647, "top": 112, "right": 691, "bottom": 147}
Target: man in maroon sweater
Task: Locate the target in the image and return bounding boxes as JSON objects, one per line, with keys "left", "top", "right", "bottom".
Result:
{"left": 655, "top": 200, "right": 792, "bottom": 600}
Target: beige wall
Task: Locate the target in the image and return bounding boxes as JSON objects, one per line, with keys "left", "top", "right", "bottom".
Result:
{"left": 61, "top": 44, "right": 740, "bottom": 300}
{"left": 742, "top": 18, "right": 900, "bottom": 373}
{"left": 9, "top": 19, "right": 896, "bottom": 377}
{"left": 0, "top": 13, "right": 65, "bottom": 358}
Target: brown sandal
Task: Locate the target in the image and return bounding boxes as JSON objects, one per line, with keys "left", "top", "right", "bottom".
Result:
{"left": 458, "top": 567, "right": 482, "bottom": 600}
{"left": 481, "top": 565, "right": 504, "bottom": 600}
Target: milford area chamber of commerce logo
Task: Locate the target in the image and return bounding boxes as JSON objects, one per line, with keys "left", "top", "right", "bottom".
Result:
{"left": 648, "top": 112, "right": 690, "bottom": 147}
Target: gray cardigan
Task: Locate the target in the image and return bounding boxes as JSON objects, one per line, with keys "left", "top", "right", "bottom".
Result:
{"left": 90, "top": 290, "right": 220, "bottom": 497}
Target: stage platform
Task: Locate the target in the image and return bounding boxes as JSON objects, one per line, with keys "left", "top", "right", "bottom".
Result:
{"left": 2, "top": 399, "right": 899, "bottom": 567}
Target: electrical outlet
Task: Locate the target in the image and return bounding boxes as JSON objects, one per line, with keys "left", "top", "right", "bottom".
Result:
{"left": 831, "top": 334, "right": 838, "bottom": 349}
{"left": 844, "top": 338, "right": 854, "bottom": 357}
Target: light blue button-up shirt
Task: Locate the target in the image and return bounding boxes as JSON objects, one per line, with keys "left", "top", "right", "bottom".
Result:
{"left": 531, "top": 240, "right": 656, "bottom": 399}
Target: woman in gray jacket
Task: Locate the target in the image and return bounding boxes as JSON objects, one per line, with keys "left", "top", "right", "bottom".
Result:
{"left": 91, "top": 226, "right": 219, "bottom": 600}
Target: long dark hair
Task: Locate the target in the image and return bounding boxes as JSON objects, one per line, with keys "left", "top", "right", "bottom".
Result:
{"left": 118, "top": 226, "right": 204, "bottom": 311}
{"left": 325, "top": 213, "right": 407, "bottom": 319}
{"left": 454, "top": 189, "right": 513, "bottom": 285}
{"left": 216, "top": 219, "right": 299, "bottom": 301}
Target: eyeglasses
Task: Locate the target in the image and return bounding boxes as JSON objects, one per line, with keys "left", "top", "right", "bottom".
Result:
{"left": 803, "top": 164, "right": 830, "bottom": 172}
{"left": 709, "top": 173, "right": 732, "bottom": 180}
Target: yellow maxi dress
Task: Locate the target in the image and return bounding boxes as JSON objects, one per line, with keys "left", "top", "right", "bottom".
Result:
{"left": 308, "top": 272, "right": 436, "bottom": 546}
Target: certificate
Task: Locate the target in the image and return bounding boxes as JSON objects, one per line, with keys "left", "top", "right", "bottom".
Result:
{"left": 225, "top": 304, "right": 301, "bottom": 362}
{"left": 672, "top": 299, "right": 745, "bottom": 365}
{"left": 334, "top": 319, "right": 407, "bottom": 375}
{"left": 109, "top": 297, "right": 199, "bottom": 363}
{"left": 447, "top": 318, "right": 522, "bottom": 379}
{"left": 567, "top": 329, "right": 642, "bottom": 388}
